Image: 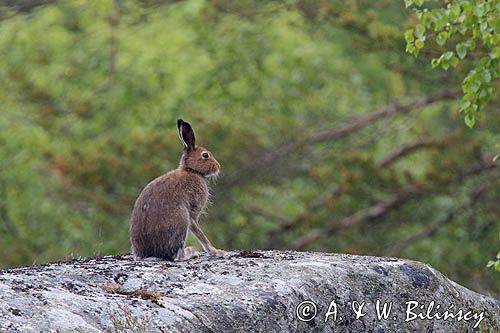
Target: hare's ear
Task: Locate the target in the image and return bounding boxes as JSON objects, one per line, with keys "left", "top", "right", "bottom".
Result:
{"left": 177, "top": 119, "right": 196, "bottom": 151}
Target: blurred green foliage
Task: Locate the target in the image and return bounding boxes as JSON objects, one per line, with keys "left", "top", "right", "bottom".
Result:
{"left": 0, "top": 0, "right": 498, "bottom": 295}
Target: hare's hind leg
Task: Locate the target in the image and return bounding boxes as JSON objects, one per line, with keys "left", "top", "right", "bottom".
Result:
{"left": 170, "top": 209, "right": 198, "bottom": 261}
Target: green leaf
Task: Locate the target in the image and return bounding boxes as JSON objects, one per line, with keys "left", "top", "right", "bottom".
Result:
{"left": 474, "top": 4, "right": 485, "bottom": 17}
{"left": 491, "top": 47, "right": 500, "bottom": 59}
{"left": 450, "top": 4, "right": 461, "bottom": 17}
{"left": 436, "top": 32, "right": 448, "bottom": 46}
{"left": 464, "top": 114, "right": 475, "bottom": 128}
{"left": 457, "top": 24, "right": 467, "bottom": 34}
{"left": 463, "top": 92, "right": 475, "bottom": 101}
{"left": 406, "top": 44, "right": 416, "bottom": 54}
{"left": 443, "top": 51, "right": 453, "bottom": 60}
{"left": 456, "top": 43, "right": 467, "bottom": 59}
{"left": 482, "top": 70, "right": 491, "bottom": 82}
{"left": 461, "top": 100, "right": 471, "bottom": 110}
{"left": 404, "top": 29, "right": 414, "bottom": 43}
{"left": 479, "top": 21, "right": 488, "bottom": 33}
{"left": 414, "top": 24, "right": 425, "bottom": 38}
{"left": 470, "top": 80, "right": 481, "bottom": 92}
{"left": 450, "top": 56, "right": 459, "bottom": 68}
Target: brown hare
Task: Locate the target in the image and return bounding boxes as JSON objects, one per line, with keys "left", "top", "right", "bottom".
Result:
{"left": 130, "top": 119, "right": 225, "bottom": 261}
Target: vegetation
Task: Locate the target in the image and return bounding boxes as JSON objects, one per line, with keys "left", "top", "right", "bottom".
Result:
{"left": 0, "top": 0, "right": 498, "bottom": 295}
{"left": 405, "top": 0, "right": 499, "bottom": 127}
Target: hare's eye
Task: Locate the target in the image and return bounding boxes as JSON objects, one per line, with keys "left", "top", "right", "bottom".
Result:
{"left": 201, "top": 152, "right": 209, "bottom": 159}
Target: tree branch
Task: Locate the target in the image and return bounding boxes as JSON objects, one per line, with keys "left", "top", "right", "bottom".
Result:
{"left": 389, "top": 183, "right": 491, "bottom": 256}
{"left": 266, "top": 133, "right": 457, "bottom": 248}
{"left": 243, "top": 205, "right": 292, "bottom": 226}
{"left": 268, "top": 187, "right": 341, "bottom": 237}
{"left": 221, "top": 90, "right": 461, "bottom": 189}
{"left": 307, "top": 91, "right": 460, "bottom": 144}
{"left": 377, "top": 138, "right": 449, "bottom": 168}
{"left": 289, "top": 159, "right": 498, "bottom": 251}
{"left": 0, "top": 0, "right": 56, "bottom": 13}
{"left": 290, "top": 186, "right": 421, "bottom": 250}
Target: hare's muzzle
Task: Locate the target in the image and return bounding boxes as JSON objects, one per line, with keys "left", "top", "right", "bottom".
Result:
{"left": 207, "top": 161, "right": 220, "bottom": 177}
{"left": 212, "top": 161, "right": 221, "bottom": 173}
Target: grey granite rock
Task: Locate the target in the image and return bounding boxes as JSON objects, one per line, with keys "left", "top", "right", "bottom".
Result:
{"left": 0, "top": 251, "right": 498, "bottom": 332}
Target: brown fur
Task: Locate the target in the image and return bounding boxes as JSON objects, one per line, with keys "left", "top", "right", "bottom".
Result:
{"left": 129, "top": 120, "right": 223, "bottom": 261}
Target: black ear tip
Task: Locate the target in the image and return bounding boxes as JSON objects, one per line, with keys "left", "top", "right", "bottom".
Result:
{"left": 177, "top": 119, "right": 184, "bottom": 128}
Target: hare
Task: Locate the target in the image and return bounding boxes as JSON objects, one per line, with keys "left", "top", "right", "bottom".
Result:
{"left": 129, "top": 119, "right": 225, "bottom": 261}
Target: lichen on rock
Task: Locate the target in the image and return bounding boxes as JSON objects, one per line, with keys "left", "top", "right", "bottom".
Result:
{"left": 0, "top": 251, "right": 498, "bottom": 332}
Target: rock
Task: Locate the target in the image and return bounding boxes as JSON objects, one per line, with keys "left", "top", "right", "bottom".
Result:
{"left": 0, "top": 251, "right": 498, "bottom": 332}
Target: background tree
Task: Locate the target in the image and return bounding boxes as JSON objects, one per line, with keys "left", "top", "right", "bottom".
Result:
{"left": 0, "top": 0, "right": 498, "bottom": 296}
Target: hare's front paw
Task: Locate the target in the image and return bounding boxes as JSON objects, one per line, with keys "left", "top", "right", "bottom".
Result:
{"left": 210, "top": 248, "right": 226, "bottom": 258}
